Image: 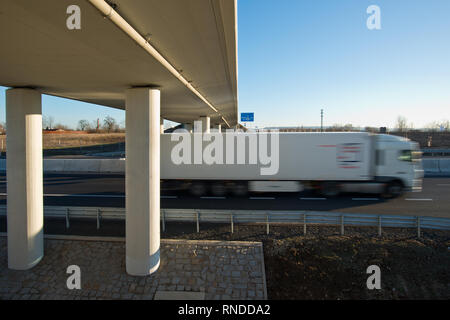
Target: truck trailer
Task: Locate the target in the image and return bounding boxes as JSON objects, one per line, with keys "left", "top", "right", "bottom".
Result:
{"left": 160, "top": 132, "right": 423, "bottom": 198}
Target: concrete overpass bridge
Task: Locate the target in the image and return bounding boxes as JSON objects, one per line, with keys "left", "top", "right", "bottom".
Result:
{"left": 0, "top": 0, "right": 238, "bottom": 275}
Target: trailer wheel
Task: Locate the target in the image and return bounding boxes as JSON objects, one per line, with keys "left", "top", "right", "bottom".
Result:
{"left": 319, "top": 182, "right": 340, "bottom": 198}
{"left": 190, "top": 182, "right": 207, "bottom": 197}
{"left": 231, "top": 182, "right": 248, "bottom": 197}
{"left": 383, "top": 181, "right": 403, "bottom": 198}
{"left": 211, "top": 183, "right": 227, "bottom": 197}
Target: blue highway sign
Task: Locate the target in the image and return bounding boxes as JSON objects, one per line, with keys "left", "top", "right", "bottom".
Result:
{"left": 241, "top": 113, "right": 254, "bottom": 122}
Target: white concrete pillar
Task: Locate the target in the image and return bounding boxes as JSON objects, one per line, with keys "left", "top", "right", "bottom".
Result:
{"left": 196, "top": 116, "right": 210, "bottom": 133}
{"left": 6, "top": 88, "right": 43, "bottom": 270}
{"left": 215, "top": 124, "right": 222, "bottom": 133}
{"left": 125, "top": 88, "right": 160, "bottom": 276}
{"left": 183, "top": 123, "right": 193, "bottom": 132}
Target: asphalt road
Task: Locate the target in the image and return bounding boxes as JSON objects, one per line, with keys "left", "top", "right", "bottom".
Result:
{"left": 0, "top": 173, "right": 449, "bottom": 218}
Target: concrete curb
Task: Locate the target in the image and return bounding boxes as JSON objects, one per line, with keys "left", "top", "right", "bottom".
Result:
{"left": 260, "top": 242, "right": 268, "bottom": 300}
{"left": 0, "top": 233, "right": 263, "bottom": 247}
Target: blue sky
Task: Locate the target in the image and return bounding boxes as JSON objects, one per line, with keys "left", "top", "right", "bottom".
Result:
{"left": 1, "top": 0, "right": 449, "bottom": 129}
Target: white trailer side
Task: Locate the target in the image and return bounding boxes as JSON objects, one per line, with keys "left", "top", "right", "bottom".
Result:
{"left": 160, "top": 132, "right": 375, "bottom": 181}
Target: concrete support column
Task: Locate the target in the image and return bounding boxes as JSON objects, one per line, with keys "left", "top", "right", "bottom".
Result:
{"left": 195, "top": 116, "right": 210, "bottom": 133}
{"left": 215, "top": 124, "right": 222, "bottom": 133}
{"left": 125, "top": 88, "right": 160, "bottom": 276}
{"left": 183, "top": 123, "right": 193, "bottom": 132}
{"left": 6, "top": 88, "right": 43, "bottom": 270}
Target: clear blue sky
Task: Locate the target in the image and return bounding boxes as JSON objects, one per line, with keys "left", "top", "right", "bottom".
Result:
{"left": 1, "top": 0, "right": 449, "bottom": 129}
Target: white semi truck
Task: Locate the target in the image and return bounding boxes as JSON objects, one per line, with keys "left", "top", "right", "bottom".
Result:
{"left": 160, "top": 132, "right": 423, "bottom": 198}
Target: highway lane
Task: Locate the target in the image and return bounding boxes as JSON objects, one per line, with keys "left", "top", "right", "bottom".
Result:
{"left": 0, "top": 173, "right": 449, "bottom": 217}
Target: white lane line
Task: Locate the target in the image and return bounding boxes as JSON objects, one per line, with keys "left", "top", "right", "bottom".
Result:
{"left": 352, "top": 198, "right": 380, "bottom": 201}
{"left": 300, "top": 197, "right": 327, "bottom": 201}
{"left": 249, "top": 197, "right": 276, "bottom": 200}
{"left": 161, "top": 195, "right": 178, "bottom": 199}
{"left": 200, "top": 196, "right": 226, "bottom": 200}
{"left": 405, "top": 198, "right": 433, "bottom": 201}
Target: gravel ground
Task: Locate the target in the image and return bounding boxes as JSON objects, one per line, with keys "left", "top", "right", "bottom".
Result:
{"left": 163, "top": 222, "right": 450, "bottom": 300}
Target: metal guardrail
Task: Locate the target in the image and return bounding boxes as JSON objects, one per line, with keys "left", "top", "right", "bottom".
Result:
{"left": 422, "top": 148, "right": 450, "bottom": 156}
{"left": 0, "top": 206, "right": 449, "bottom": 237}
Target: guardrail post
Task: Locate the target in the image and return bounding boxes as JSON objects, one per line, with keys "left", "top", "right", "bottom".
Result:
{"left": 340, "top": 215, "right": 344, "bottom": 236}
{"left": 266, "top": 214, "right": 269, "bottom": 235}
{"left": 303, "top": 213, "right": 307, "bottom": 235}
{"left": 65, "top": 208, "right": 70, "bottom": 229}
{"left": 378, "top": 216, "right": 382, "bottom": 237}
{"left": 162, "top": 210, "right": 166, "bottom": 233}
{"left": 196, "top": 212, "right": 200, "bottom": 233}
{"left": 96, "top": 208, "right": 101, "bottom": 230}
{"left": 230, "top": 214, "right": 234, "bottom": 234}
{"left": 417, "top": 216, "right": 421, "bottom": 238}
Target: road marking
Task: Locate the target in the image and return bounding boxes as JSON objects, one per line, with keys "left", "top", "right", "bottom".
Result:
{"left": 200, "top": 196, "right": 226, "bottom": 199}
{"left": 437, "top": 184, "right": 450, "bottom": 187}
{"left": 249, "top": 197, "right": 276, "bottom": 200}
{"left": 300, "top": 197, "right": 327, "bottom": 201}
{"left": 405, "top": 198, "right": 433, "bottom": 201}
{"left": 161, "top": 195, "right": 178, "bottom": 199}
{"left": 352, "top": 198, "right": 380, "bottom": 201}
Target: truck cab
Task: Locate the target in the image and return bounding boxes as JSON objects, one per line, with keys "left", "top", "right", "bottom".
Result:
{"left": 375, "top": 134, "right": 423, "bottom": 196}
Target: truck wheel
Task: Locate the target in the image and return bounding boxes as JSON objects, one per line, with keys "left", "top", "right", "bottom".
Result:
{"left": 190, "top": 182, "right": 207, "bottom": 197}
{"left": 383, "top": 181, "right": 403, "bottom": 198}
{"left": 211, "top": 183, "right": 227, "bottom": 197}
{"left": 319, "top": 182, "right": 340, "bottom": 198}
{"left": 232, "top": 182, "right": 248, "bottom": 197}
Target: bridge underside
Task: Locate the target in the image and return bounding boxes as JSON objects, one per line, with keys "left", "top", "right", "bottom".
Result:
{"left": 0, "top": 0, "right": 238, "bottom": 126}
{"left": 1, "top": 0, "right": 238, "bottom": 276}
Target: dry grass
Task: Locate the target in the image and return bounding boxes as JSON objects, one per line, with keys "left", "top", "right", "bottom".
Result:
{"left": 0, "top": 133, "right": 125, "bottom": 151}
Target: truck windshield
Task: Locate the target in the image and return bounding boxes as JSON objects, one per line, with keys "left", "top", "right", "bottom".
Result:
{"left": 398, "top": 150, "right": 422, "bottom": 162}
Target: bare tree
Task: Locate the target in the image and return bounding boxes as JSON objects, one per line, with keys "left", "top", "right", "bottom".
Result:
{"left": 425, "top": 120, "right": 449, "bottom": 132}
{"left": 43, "top": 115, "right": 54, "bottom": 130}
{"left": 396, "top": 116, "right": 408, "bottom": 132}
{"left": 439, "top": 120, "right": 450, "bottom": 131}
{"left": 103, "top": 115, "right": 117, "bottom": 133}
{"left": 78, "top": 120, "right": 90, "bottom": 131}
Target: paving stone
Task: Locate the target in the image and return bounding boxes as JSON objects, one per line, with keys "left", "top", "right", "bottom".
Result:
{"left": 0, "top": 238, "right": 266, "bottom": 300}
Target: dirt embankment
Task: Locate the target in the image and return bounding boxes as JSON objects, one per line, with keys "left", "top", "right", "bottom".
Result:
{"left": 163, "top": 223, "right": 450, "bottom": 300}
{"left": 264, "top": 233, "right": 449, "bottom": 300}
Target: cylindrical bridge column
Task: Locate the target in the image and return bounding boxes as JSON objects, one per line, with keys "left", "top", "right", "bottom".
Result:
{"left": 195, "top": 116, "right": 210, "bottom": 133}
{"left": 6, "top": 88, "right": 44, "bottom": 270}
{"left": 125, "top": 88, "right": 161, "bottom": 276}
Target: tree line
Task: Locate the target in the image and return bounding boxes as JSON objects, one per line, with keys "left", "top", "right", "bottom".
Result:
{"left": 41, "top": 115, "right": 125, "bottom": 133}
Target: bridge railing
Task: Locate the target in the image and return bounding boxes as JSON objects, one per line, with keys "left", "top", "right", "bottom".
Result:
{"left": 1, "top": 205, "right": 449, "bottom": 237}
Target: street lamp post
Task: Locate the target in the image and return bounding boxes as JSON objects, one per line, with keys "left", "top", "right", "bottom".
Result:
{"left": 321, "top": 109, "right": 324, "bottom": 132}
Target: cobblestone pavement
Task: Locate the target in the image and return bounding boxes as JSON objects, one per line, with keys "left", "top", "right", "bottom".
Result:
{"left": 0, "top": 236, "right": 267, "bottom": 300}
